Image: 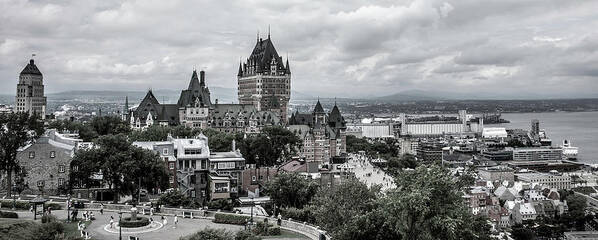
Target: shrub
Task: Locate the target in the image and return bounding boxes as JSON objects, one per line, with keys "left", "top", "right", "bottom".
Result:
{"left": 182, "top": 228, "right": 234, "bottom": 240}
{"left": 267, "top": 226, "right": 281, "bottom": 236}
{"left": 157, "top": 190, "right": 199, "bottom": 208}
{"left": 41, "top": 214, "right": 57, "bottom": 223}
{"left": 235, "top": 230, "right": 260, "bottom": 240}
{"left": 0, "top": 200, "right": 29, "bottom": 210}
{"left": 207, "top": 199, "right": 236, "bottom": 211}
{"left": 119, "top": 216, "right": 150, "bottom": 228}
{"left": 0, "top": 210, "right": 19, "bottom": 218}
{"left": 252, "top": 221, "right": 281, "bottom": 236}
{"left": 280, "top": 207, "right": 313, "bottom": 222}
{"left": 34, "top": 222, "right": 65, "bottom": 240}
{"left": 45, "top": 203, "right": 63, "bottom": 210}
{"left": 213, "top": 213, "right": 250, "bottom": 225}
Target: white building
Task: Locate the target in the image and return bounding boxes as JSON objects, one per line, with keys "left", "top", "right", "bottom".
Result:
{"left": 516, "top": 172, "right": 571, "bottom": 190}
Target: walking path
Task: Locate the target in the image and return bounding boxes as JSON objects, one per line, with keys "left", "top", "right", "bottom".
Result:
{"left": 347, "top": 153, "right": 396, "bottom": 192}
{"left": 7, "top": 209, "right": 309, "bottom": 240}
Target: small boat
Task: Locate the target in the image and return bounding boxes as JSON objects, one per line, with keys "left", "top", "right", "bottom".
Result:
{"left": 561, "top": 139, "right": 579, "bottom": 160}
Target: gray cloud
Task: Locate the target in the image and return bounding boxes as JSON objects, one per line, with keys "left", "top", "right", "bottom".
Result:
{"left": 1, "top": 0, "right": 598, "bottom": 99}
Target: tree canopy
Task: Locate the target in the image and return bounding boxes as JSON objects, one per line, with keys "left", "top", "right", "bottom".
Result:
{"left": 70, "top": 134, "right": 169, "bottom": 202}
{"left": 0, "top": 112, "right": 44, "bottom": 197}
{"left": 264, "top": 173, "right": 319, "bottom": 210}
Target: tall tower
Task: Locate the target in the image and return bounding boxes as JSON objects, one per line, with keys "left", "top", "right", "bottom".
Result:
{"left": 15, "top": 58, "right": 47, "bottom": 119}
{"left": 238, "top": 33, "right": 291, "bottom": 122}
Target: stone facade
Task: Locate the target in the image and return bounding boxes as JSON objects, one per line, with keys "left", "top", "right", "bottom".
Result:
{"left": 238, "top": 34, "right": 291, "bottom": 122}
{"left": 15, "top": 59, "right": 47, "bottom": 119}
{"left": 127, "top": 70, "right": 281, "bottom": 134}
{"left": 289, "top": 100, "right": 347, "bottom": 165}
{"left": 16, "top": 130, "right": 82, "bottom": 194}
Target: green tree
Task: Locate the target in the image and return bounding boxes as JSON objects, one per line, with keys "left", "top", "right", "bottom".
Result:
{"left": 308, "top": 179, "right": 385, "bottom": 240}
{"left": 264, "top": 173, "right": 319, "bottom": 211}
{"left": 381, "top": 165, "right": 491, "bottom": 240}
{"left": 566, "top": 193, "right": 587, "bottom": 230}
{"left": 0, "top": 112, "right": 44, "bottom": 197}
{"left": 157, "top": 189, "right": 197, "bottom": 208}
{"left": 70, "top": 134, "right": 169, "bottom": 203}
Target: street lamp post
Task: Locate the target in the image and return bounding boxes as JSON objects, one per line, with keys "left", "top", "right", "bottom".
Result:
{"left": 66, "top": 194, "right": 71, "bottom": 222}
{"left": 118, "top": 211, "right": 123, "bottom": 240}
{"left": 11, "top": 184, "right": 16, "bottom": 210}
{"left": 250, "top": 196, "right": 254, "bottom": 224}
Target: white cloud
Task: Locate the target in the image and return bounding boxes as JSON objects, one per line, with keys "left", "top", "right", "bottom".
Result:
{"left": 0, "top": 0, "right": 597, "bottom": 98}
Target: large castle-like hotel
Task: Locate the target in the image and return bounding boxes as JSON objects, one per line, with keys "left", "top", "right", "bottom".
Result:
{"left": 125, "top": 34, "right": 291, "bottom": 133}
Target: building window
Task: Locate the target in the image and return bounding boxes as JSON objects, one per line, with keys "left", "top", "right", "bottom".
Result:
{"left": 50, "top": 151, "right": 56, "bottom": 158}
{"left": 163, "top": 148, "right": 168, "bottom": 155}
{"left": 58, "top": 178, "right": 65, "bottom": 186}
{"left": 37, "top": 180, "right": 44, "bottom": 187}
{"left": 58, "top": 165, "right": 65, "bottom": 173}
{"left": 169, "top": 162, "right": 175, "bottom": 169}
{"left": 72, "top": 165, "right": 78, "bottom": 172}
{"left": 169, "top": 176, "right": 174, "bottom": 183}
{"left": 252, "top": 176, "right": 257, "bottom": 181}
{"left": 29, "top": 151, "right": 35, "bottom": 158}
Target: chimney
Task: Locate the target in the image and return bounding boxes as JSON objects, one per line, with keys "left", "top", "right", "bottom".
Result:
{"left": 200, "top": 70, "right": 205, "bottom": 86}
{"left": 232, "top": 139, "right": 236, "bottom": 152}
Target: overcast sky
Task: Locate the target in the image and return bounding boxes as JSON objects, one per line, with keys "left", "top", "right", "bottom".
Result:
{"left": 1, "top": 0, "right": 598, "bottom": 99}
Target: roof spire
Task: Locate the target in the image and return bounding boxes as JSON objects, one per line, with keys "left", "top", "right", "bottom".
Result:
{"left": 268, "top": 24, "right": 271, "bottom": 39}
{"left": 237, "top": 60, "right": 243, "bottom": 77}
{"left": 257, "top": 30, "right": 260, "bottom": 43}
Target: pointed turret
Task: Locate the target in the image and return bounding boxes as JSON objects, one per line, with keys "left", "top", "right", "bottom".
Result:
{"left": 237, "top": 62, "right": 243, "bottom": 77}
{"left": 313, "top": 100, "right": 325, "bottom": 114}
{"left": 188, "top": 70, "right": 201, "bottom": 90}
{"left": 285, "top": 57, "right": 291, "bottom": 74}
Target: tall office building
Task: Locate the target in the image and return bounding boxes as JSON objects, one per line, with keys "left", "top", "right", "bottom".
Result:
{"left": 531, "top": 119, "right": 540, "bottom": 136}
{"left": 237, "top": 33, "right": 291, "bottom": 122}
{"left": 15, "top": 58, "right": 47, "bottom": 119}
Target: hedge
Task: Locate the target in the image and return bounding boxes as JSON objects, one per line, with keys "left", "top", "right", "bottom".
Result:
{"left": 213, "top": 213, "right": 250, "bottom": 225}
{"left": 252, "top": 221, "right": 281, "bottom": 236}
{"left": 0, "top": 200, "right": 29, "bottom": 210}
{"left": 119, "top": 216, "right": 150, "bottom": 228}
{"left": 0, "top": 210, "right": 19, "bottom": 218}
{"left": 45, "top": 203, "right": 63, "bottom": 210}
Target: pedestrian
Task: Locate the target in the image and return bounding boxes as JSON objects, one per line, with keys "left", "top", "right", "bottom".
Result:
{"left": 89, "top": 211, "right": 95, "bottom": 220}
{"left": 109, "top": 217, "right": 114, "bottom": 229}
{"left": 150, "top": 217, "right": 154, "bottom": 225}
{"left": 100, "top": 203, "right": 104, "bottom": 215}
{"left": 29, "top": 205, "right": 33, "bottom": 212}
{"left": 174, "top": 215, "right": 178, "bottom": 228}
{"left": 162, "top": 215, "right": 167, "bottom": 225}
{"left": 150, "top": 207, "right": 154, "bottom": 216}
{"left": 48, "top": 207, "right": 52, "bottom": 215}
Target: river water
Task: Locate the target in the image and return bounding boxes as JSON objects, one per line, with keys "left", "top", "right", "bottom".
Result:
{"left": 494, "top": 111, "right": 598, "bottom": 164}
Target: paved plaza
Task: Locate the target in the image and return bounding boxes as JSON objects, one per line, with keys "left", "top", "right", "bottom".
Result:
{"left": 8, "top": 208, "right": 308, "bottom": 240}
{"left": 348, "top": 154, "right": 396, "bottom": 192}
